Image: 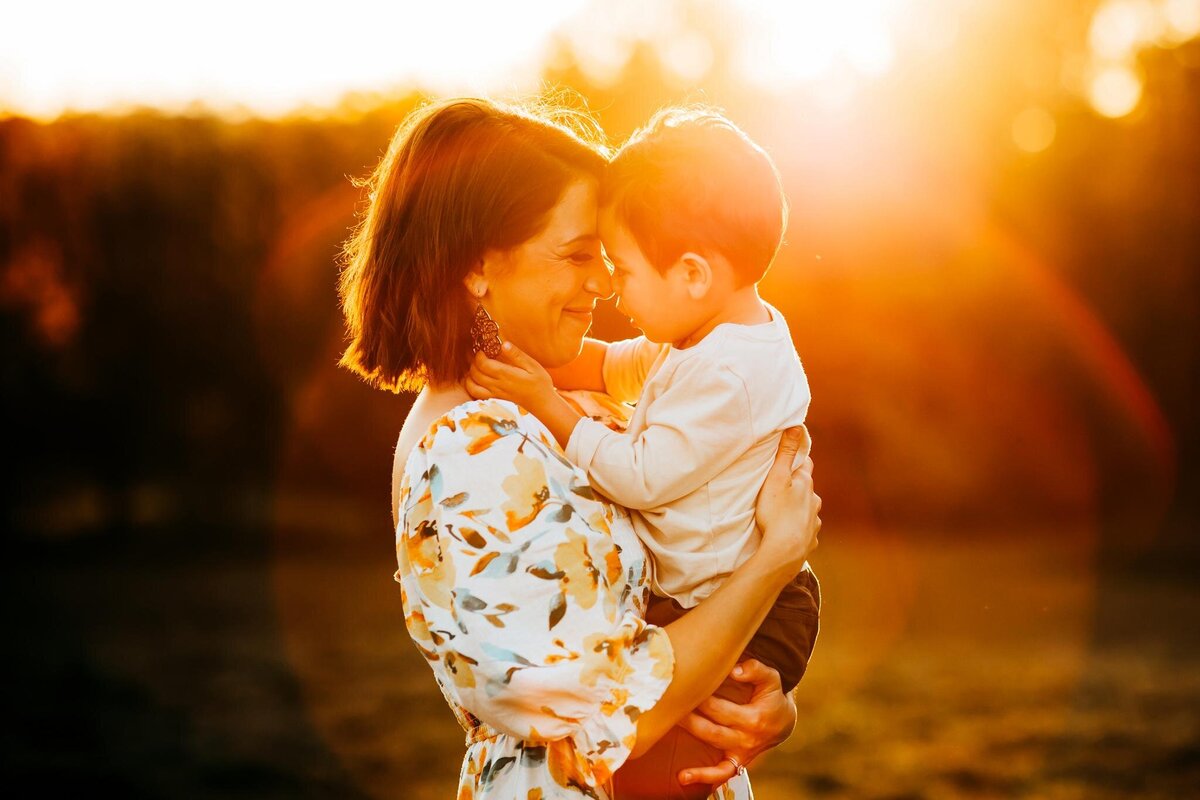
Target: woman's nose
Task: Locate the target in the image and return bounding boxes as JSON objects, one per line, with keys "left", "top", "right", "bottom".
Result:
{"left": 584, "top": 259, "right": 613, "bottom": 299}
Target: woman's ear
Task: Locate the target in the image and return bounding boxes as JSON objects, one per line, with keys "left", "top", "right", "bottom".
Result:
{"left": 678, "top": 252, "right": 713, "bottom": 300}
{"left": 463, "top": 260, "right": 488, "bottom": 300}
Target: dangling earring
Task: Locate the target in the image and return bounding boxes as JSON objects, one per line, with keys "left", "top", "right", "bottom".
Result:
{"left": 470, "top": 303, "right": 503, "bottom": 358}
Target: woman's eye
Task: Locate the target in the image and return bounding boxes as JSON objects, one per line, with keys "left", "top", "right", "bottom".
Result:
{"left": 569, "top": 252, "right": 594, "bottom": 264}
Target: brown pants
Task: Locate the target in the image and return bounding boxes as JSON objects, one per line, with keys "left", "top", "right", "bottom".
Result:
{"left": 612, "top": 567, "right": 821, "bottom": 799}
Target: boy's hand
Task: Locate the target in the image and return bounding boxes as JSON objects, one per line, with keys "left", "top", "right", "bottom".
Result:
{"left": 465, "top": 341, "right": 556, "bottom": 413}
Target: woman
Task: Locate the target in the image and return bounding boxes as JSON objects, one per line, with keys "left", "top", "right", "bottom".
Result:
{"left": 338, "top": 97, "right": 822, "bottom": 799}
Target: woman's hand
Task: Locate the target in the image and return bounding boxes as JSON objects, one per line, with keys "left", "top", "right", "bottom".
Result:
{"left": 754, "top": 425, "right": 821, "bottom": 574}
{"left": 676, "top": 659, "right": 797, "bottom": 787}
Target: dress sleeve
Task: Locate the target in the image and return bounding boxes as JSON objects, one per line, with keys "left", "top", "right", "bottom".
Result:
{"left": 602, "top": 336, "right": 668, "bottom": 404}
{"left": 566, "top": 361, "right": 757, "bottom": 510}
{"left": 397, "top": 401, "right": 675, "bottom": 789}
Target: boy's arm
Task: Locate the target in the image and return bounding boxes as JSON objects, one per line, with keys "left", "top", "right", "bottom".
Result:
{"left": 566, "top": 360, "right": 756, "bottom": 510}
{"left": 546, "top": 338, "right": 608, "bottom": 392}
{"left": 602, "top": 336, "right": 667, "bottom": 404}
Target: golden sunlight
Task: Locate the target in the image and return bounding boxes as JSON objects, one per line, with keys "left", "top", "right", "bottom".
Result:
{"left": 733, "top": 0, "right": 902, "bottom": 87}
{"left": 0, "top": 0, "right": 586, "bottom": 118}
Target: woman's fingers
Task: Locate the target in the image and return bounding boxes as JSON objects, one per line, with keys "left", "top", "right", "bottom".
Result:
{"left": 729, "top": 658, "right": 782, "bottom": 691}
{"left": 676, "top": 711, "right": 741, "bottom": 751}
{"left": 696, "top": 694, "right": 756, "bottom": 729}
{"left": 771, "top": 425, "right": 810, "bottom": 478}
{"left": 678, "top": 760, "right": 740, "bottom": 787}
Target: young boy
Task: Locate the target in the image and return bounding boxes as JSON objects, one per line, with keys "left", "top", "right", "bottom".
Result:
{"left": 467, "top": 107, "right": 820, "bottom": 791}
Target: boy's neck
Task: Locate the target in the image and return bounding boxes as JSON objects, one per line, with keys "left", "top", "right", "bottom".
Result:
{"left": 674, "top": 285, "right": 770, "bottom": 350}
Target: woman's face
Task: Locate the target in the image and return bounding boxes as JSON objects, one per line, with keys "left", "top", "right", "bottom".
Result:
{"left": 474, "top": 178, "right": 612, "bottom": 368}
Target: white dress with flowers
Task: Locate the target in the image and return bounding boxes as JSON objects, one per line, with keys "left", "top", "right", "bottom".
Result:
{"left": 394, "top": 398, "right": 753, "bottom": 799}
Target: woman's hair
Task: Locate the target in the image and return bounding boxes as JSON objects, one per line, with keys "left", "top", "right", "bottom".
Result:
{"left": 338, "top": 96, "right": 608, "bottom": 392}
{"left": 601, "top": 105, "right": 787, "bottom": 287}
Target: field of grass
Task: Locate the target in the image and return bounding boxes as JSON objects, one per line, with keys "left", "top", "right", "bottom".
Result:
{"left": 6, "top": 529, "right": 1198, "bottom": 798}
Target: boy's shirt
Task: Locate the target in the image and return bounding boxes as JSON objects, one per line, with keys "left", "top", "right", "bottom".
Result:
{"left": 564, "top": 301, "right": 811, "bottom": 608}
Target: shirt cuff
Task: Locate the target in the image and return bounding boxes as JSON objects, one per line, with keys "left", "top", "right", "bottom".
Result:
{"left": 565, "top": 416, "right": 614, "bottom": 472}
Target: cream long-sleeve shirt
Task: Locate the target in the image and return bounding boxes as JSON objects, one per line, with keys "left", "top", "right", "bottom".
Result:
{"left": 564, "top": 301, "right": 811, "bottom": 608}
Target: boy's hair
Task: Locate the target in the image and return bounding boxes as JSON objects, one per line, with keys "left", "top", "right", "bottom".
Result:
{"left": 601, "top": 105, "right": 787, "bottom": 286}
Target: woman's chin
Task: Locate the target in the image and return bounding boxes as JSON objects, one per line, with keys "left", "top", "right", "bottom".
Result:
{"left": 542, "top": 337, "right": 587, "bottom": 368}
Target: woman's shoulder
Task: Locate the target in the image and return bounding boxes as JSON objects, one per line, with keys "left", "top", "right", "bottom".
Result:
{"left": 406, "top": 397, "right": 566, "bottom": 476}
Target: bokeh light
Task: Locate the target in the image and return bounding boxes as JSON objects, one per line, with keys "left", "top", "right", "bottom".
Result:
{"left": 1090, "top": 63, "right": 1145, "bottom": 117}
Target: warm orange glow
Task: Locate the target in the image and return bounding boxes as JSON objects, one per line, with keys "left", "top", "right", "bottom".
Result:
{"left": 1012, "top": 107, "right": 1057, "bottom": 153}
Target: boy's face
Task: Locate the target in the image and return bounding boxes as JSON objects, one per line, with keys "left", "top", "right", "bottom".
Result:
{"left": 599, "top": 207, "right": 702, "bottom": 344}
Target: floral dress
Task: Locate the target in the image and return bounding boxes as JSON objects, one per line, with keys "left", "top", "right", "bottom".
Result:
{"left": 395, "top": 398, "right": 754, "bottom": 799}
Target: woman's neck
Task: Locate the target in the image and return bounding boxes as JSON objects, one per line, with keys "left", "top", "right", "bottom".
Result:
{"left": 395, "top": 381, "right": 472, "bottom": 465}
{"left": 422, "top": 380, "right": 473, "bottom": 406}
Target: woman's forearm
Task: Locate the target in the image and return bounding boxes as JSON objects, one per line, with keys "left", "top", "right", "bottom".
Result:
{"left": 630, "top": 551, "right": 795, "bottom": 757}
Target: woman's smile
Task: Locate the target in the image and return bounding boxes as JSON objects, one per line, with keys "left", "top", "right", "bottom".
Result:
{"left": 562, "top": 305, "right": 594, "bottom": 325}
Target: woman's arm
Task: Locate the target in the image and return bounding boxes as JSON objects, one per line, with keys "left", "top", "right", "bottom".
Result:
{"left": 630, "top": 425, "right": 820, "bottom": 757}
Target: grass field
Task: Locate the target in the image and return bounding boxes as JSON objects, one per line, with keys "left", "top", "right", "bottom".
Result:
{"left": 6, "top": 529, "right": 1198, "bottom": 798}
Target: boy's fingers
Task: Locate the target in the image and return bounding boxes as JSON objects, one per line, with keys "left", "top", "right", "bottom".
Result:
{"left": 472, "top": 351, "right": 504, "bottom": 378}
{"left": 499, "top": 340, "right": 538, "bottom": 371}
{"left": 463, "top": 375, "right": 490, "bottom": 399}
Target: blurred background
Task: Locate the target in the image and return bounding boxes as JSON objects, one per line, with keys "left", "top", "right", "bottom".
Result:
{"left": 3, "top": 1, "right": 1198, "bottom": 797}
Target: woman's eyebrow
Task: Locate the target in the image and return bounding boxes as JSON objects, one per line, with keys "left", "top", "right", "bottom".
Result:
{"left": 558, "top": 232, "right": 598, "bottom": 248}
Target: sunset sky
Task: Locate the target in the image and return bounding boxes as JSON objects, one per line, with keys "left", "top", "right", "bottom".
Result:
{"left": 6, "top": 1, "right": 1195, "bottom": 120}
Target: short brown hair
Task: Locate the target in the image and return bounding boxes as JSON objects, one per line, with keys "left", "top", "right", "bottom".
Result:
{"left": 601, "top": 106, "right": 787, "bottom": 285}
{"left": 338, "top": 97, "right": 607, "bottom": 392}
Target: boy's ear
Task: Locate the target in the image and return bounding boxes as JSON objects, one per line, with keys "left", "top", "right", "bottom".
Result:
{"left": 677, "top": 252, "right": 713, "bottom": 300}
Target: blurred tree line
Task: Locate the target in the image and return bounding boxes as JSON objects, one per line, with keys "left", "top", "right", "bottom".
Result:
{"left": 1, "top": 21, "right": 1197, "bottom": 562}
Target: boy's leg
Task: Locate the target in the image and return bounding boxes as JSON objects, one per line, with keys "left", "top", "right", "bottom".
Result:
{"left": 742, "top": 566, "right": 821, "bottom": 693}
